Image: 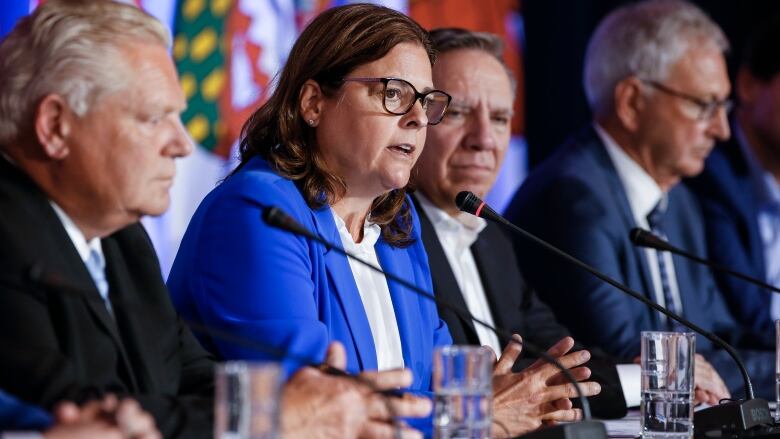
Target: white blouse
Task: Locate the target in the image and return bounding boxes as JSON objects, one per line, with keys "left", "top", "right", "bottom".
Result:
{"left": 331, "top": 209, "right": 405, "bottom": 371}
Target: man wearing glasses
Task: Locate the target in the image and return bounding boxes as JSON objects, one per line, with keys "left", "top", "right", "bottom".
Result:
{"left": 505, "top": 0, "right": 775, "bottom": 400}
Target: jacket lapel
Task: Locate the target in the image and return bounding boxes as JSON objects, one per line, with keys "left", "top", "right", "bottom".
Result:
{"left": 471, "top": 225, "right": 519, "bottom": 346}
{"left": 36, "top": 198, "right": 131, "bottom": 355}
{"left": 413, "top": 197, "right": 479, "bottom": 342}
{"left": 310, "top": 206, "right": 377, "bottom": 371}
{"left": 102, "top": 237, "right": 146, "bottom": 392}
{"left": 587, "top": 133, "right": 657, "bottom": 311}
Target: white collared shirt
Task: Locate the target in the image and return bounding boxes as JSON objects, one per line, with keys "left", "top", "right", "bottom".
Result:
{"left": 595, "top": 124, "right": 684, "bottom": 319}
{"left": 416, "top": 193, "right": 503, "bottom": 357}
{"left": 48, "top": 202, "right": 108, "bottom": 303}
{"left": 331, "top": 209, "right": 404, "bottom": 371}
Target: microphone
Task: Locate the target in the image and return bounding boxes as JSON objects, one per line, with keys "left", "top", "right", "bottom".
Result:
{"left": 630, "top": 227, "right": 780, "bottom": 294}
{"left": 455, "top": 191, "right": 774, "bottom": 435}
{"left": 263, "top": 205, "right": 609, "bottom": 439}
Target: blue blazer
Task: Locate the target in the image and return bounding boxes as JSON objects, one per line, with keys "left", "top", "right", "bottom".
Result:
{"left": 686, "top": 135, "right": 775, "bottom": 349}
{"left": 168, "top": 157, "right": 452, "bottom": 393}
{"left": 0, "top": 389, "right": 51, "bottom": 432}
{"left": 504, "top": 127, "right": 774, "bottom": 399}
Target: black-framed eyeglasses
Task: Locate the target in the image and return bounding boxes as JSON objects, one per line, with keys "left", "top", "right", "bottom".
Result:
{"left": 341, "top": 77, "right": 452, "bottom": 125}
{"left": 641, "top": 79, "right": 733, "bottom": 121}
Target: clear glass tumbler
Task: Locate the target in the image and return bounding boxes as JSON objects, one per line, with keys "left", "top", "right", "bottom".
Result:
{"left": 640, "top": 331, "right": 695, "bottom": 438}
{"left": 214, "top": 361, "right": 282, "bottom": 439}
{"left": 433, "top": 345, "right": 493, "bottom": 439}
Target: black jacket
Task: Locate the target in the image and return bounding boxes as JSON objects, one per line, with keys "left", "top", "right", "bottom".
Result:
{"left": 414, "top": 194, "right": 628, "bottom": 419}
{"left": 0, "top": 157, "right": 215, "bottom": 438}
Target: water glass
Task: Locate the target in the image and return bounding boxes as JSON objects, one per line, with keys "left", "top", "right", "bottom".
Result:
{"left": 433, "top": 345, "right": 493, "bottom": 439}
{"left": 214, "top": 361, "right": 282, "bottom": 439}
{"left": 640, "top": 331, "right": 695, "bottom": 438}
{"left": 775, "top": 320, "right": 779, "bottom": 423}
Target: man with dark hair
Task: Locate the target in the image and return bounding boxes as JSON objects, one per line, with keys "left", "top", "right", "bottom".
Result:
{"left": 687, "top": 12, "right": 780, "bottom": 349}
{"left": 414, "top": 27, "right": 629, "bottom": 418}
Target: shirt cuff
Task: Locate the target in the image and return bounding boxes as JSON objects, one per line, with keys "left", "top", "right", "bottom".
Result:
{"left": 616, "top": 364, "right": 641, "bottom": 407}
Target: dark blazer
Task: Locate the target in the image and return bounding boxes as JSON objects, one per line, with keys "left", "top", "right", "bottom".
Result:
{"left": 686, "top": 134, "right": 775, "bottom": 349}
{"left": 414, "top": 195, "right": 627, "bottom": 418}
{"left": 0, "top": 157, "right": 215, "bottom": 438}
{"left": 504, "top": 126, "right": 775, "bottom": 400}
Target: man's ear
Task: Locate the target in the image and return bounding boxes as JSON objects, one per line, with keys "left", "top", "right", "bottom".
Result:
{"left": 298, "top": 79, "right": 326, "bottom": 127}
{"left": 614, "top": 77, "right": 645, "bottom": 133}
{"left": 34, "top": 94, "right": 73, "bottom": 160}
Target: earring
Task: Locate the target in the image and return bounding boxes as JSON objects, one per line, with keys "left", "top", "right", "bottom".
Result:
{"left": 308, "top": 119, "right": 315, "bottom": 126}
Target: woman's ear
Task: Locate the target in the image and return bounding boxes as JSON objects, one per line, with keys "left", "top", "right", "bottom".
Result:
{"left": 299, "top": 79, "right": 325, "bottom": 127}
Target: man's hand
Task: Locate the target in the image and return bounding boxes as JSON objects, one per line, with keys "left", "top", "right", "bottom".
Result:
{"left": 45, "top": 395, "right": 160, "bottom": 439}
{"left": 693, "top": 353, "right": 730, "bottom": 405}
{"left": 281, "top": 341, "right": 432, "bottom": 439}
{"left": 490, "top": 336, "right": 601, "bottom": 438}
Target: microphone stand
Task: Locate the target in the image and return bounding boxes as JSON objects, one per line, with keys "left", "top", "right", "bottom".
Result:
{"left": 262, "top": 205, "right": 608, "bottom": 439}
{"left": 630, "top": 227, "right": 780, "bottom": 434}
{"left": 455, "top": 191, "right": 775, "bottom": 437}
{"left": 630, "top": 227, "right": 780, "bottom": 295}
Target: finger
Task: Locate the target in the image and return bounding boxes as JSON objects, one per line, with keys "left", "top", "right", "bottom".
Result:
{"left": 325, "top": 341, "right": 347, "bottom": 370}
{"left": 538, "top": 350, "right": 591, "bottom": 381}
{"left": 527, "top": 337, "right": 576, "bottom": 370}
{"left": 76, "top": 399, "right": 107, "bottom": 420}
{"left": 100, "top": 394, "right": 119, "bottom": 413}
{"left": 359, "top": 421, "right": 424, "bottom": 439}
{"left": 694, "top": 388, "right": 708, "bottom": 405}
{"left": 494, "top": 334, "right": 523, "bottom": 375}
{"left": 547, "top": 366, "right": 591, "bottom": 386}
{"left": 546, "top": 337, "right": 575, "bottom": 357}
{"left": 366, "top": 393, "right": 432, "bottom": 420}
{"left": 52, "top": 401, "right": 81, "bottom": 423}
{"left": 694, "top": 389, "right": 718, "bottom": 406}
{"left": 359, "top": 368, "right": 413, "bottom": 391}
{"left": 541, "top": 408, "right": 583, "bottom": 423}
{"left": 117, "top": 399, "right": 159, "bottom": 439}
{"left": 535, "top": 381, "right": 601, "bottom": 403}
{"left": 553, "top": 398, "right": 573, "bottom": 411}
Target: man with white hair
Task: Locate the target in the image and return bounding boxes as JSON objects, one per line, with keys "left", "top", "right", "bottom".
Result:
{"left": 506, "top": 0, "right": 775, "bottom": 400}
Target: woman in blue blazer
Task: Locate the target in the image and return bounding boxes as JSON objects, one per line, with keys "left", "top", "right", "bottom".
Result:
{"left": 167, "top": 4, "right": 453, "bottom": 395}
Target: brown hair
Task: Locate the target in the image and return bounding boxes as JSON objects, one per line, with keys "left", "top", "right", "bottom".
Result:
{"left": 235, "top": 3, "right": 434, "bottom": 247}
{"left": 428, "top": 27, "right": 516, "bottom": 94}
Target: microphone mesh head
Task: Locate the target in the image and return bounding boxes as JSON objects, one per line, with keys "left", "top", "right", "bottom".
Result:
{"left": 455, "top": 191, "right": 480, "bottom": 214}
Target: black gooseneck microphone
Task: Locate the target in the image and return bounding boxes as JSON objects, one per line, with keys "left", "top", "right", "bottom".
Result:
{"left": 263, "top": 205, "right": 608, "bottom": 439}
{"left": 630, "top": 227, "right": 780, "bottom": 295}
{"left": 630, "top": 227, "right": 780, "bottom": 434}
{"left": 455, "top": 191, "right": 775, "bottom": 435}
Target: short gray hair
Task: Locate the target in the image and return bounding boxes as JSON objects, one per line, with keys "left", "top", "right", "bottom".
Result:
{"left": 0, "top": 0, "right": 170, "bottom": 145}
{"left": 429, "top": 27, "right": 517, "bottom": 95}
{"left": 583, "top": 0, "right": 728, "bottom": 115}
